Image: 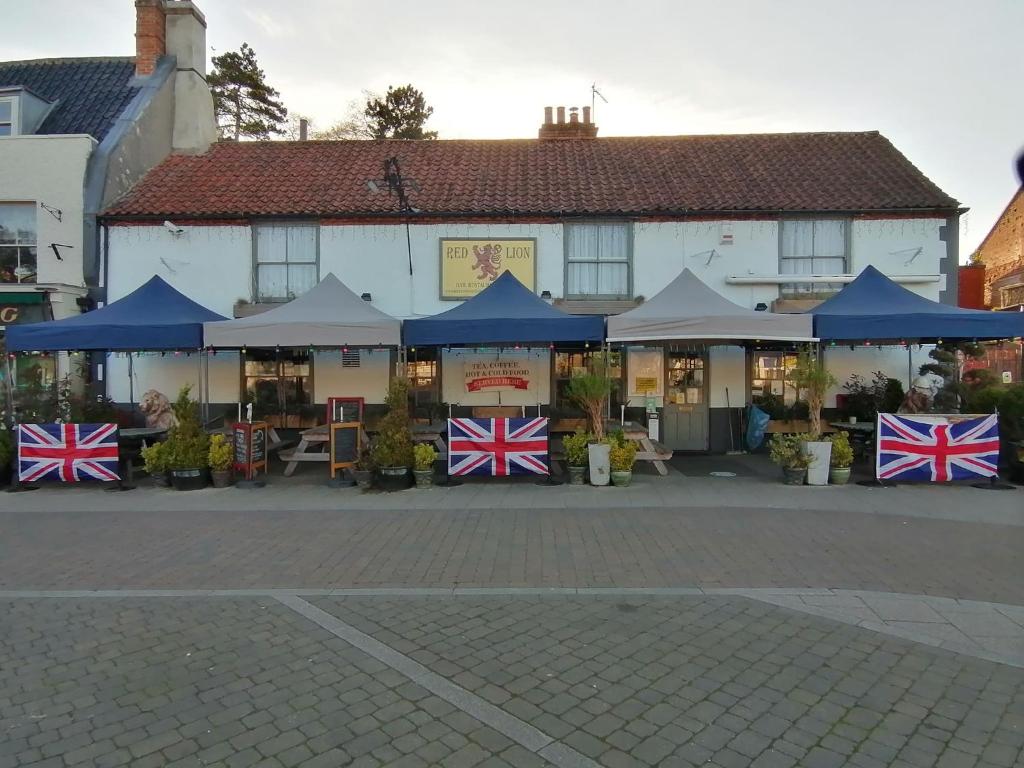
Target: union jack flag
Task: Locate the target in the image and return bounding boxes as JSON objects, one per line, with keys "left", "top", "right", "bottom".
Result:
{"left": 448, "top": 418, "right": 549, "bottom": 476}
{"left": 876, "top": 413, "right": 999, "bottom": 483}
{"left": 18, "top": 423, "right": 121, "bottom": 483}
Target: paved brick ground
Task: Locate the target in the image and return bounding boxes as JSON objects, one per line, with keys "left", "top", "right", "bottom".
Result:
{"left": 1, "top": 507, "right": 1021, "bottom": 602}
{"left": 2, "top": 595, "right": 1022, "bottom": 768}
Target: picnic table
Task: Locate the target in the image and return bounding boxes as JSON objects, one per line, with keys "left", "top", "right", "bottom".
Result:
{"left": 281, "top": 423, "right": 447, "bottom": 477}
{"left": 830, "top": 421, "right": 875, "bottom": 461}
{"left": 116, "top": 427, "right": 167, "bottom": 489}
{"left": 549, "top": 419, "right": 673, "bottom": 476}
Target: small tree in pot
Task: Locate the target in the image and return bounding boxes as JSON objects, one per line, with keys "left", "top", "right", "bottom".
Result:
{"left": 567, "top": 359, "right": 613, "bottom": 486}
{"left": 208, "top": 433, "right": 233, "bottom": 488}
{"left": 827, "top": 430, "right": 854, "bottom": 485}
{"left": 562, "top": 431, "right": 590, "bottom": 485}
{"left": 413, "top": 443, "right": 437, "bottom": 488}
{"left": 163, "top": 385, "right": 210, "bottom": 491}
{"left": 371, "top": 378, "right": 414, "bottom": 490}
{"left": 791, "top": 347, "right": 837, "bottom": 485}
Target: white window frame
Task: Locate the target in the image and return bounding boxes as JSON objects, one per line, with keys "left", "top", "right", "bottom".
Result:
{"left": 0, "top": 96, "right": 18, "bottom": 136}
{"left": 778, "top": 218, "right": 850, "bottom": 297}
{"left": 0, "top": 202, "right": 37, "bottom": 283}
{"left": 251, "top": 221, "right": 319, "bottom": 302}
{"left": 564, "top": 221, "right": 633, "bottom": 300}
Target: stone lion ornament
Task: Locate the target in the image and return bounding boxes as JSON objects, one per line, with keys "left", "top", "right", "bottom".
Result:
{"left": 139, "top": 390, "right": 178, "bottom": 430}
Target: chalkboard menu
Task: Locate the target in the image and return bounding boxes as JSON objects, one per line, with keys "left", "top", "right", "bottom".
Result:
{"left": 233, "top": 421, "right": 268, "bottom": 480}
{"left": 329, "top": 422, "right": 361, "bottom": 479}
{"left": 327, "top": 397, "right": 364, "bottom": 425}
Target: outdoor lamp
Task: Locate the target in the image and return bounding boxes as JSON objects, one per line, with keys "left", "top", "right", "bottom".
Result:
{"left": 754, "top": 302, "right": 768, "bottom": 311}
{"left": 361, "top": 293, "right": 372, "bottom": 302}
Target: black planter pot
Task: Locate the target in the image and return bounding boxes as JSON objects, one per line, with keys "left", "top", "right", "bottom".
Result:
{"left": 377, "top": 466, "right": 411, "bottom": 491}
{"left": 170, "top": 467, "right": 208, "bottom": 491}
{"left": 0, "top": 464, "right": 12, "bottom": 488}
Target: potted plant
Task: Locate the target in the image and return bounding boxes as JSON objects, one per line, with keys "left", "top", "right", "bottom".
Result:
{"left": 0, "top": 427, "right": 13, "bottom": 487}
{"left": 140, "top": 440, "right": 170, "bottom": 487}
{"left": 562, "top": 431, "right": 590, "bottom": 485}
{"left": 769, "top": 433, "right": 812, "bottom": 485}
{"left": 353, "top": 447, "right": 375, "bottom": 489}
{"left": 163, "top": 385, "right": 210, "bottom": 491}
{"left": 567, "top": 360, "right": 613, "bottom": 486}
{"left": 413, "top": 443, "right": 437, "bottom": 488}
{"left": 208, "top": 433, "right": 233, "bottom": 488}
{"left": 371, "top": 378, "right": 414, "bottom": 491}
{"left": 791, "top": 347, "right": 837, "bottom": 486}
{"left": 609, "top": 434, "right": 637, "bottom": 487}
{"left": 827, "top": 430, "right": 853, "bottom": 485}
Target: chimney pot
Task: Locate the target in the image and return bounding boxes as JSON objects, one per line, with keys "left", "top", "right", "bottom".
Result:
{"left": 299, "top": 118, "right": 308, "bottom": 141}
{"left": 582, "top": 106, "right": 591, "bottom": 124}
{"left": 556, "top": 106, "right": 565, "bottom": 124}
{"left": 543, "top": 106, "right": 553, "bottom": 125}
{"left": 569, "top": 107, "right": 579, "bottom": 124}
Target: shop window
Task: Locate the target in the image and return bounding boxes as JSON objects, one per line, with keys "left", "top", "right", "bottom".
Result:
{"left": 253, "top": 222, "right": 318, "bottom": 301}
{"left": 0, "top": 203, "right": 37, "bottom": 283}
{"left": 565, "top": 222, "right": 631, "bottom": 299}
{"left": 553, "top": 349, "right": 623, "bottom": 413}
{"left": 751, "top": 351, "right": 802, "bottom": 415}
{"left": 1000, "top": 284, "right": 1024, "bottom": 310}
{"left": 242, "top": 348, "right": 314, "bottom": 428}
{"left": 779, "top": 219, "right": 848, "bottom": 297}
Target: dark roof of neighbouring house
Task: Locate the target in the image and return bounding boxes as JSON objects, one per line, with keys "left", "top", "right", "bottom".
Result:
{"left": 0, "top": 57, "right": 139, "bottom": 141}
{"left": 104, "top": 130, "right": 960, "bottom": 218}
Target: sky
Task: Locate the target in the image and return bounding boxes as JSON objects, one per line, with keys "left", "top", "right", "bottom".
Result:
{"left": 7, "top": 0, "right": 1023, "bottom": 259}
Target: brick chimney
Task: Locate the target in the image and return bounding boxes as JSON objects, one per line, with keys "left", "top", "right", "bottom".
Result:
{"left": 135, "top": 0, "right": 167, "bottom": 77}
{"left": 538, "top": 105, "right": 598, "bottom": 139}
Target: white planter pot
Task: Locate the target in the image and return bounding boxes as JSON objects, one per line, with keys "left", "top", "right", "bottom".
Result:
{"left": 802, "top": 440, "right": 832, "bottom": 486}
{"left": 588, "top": 443, "right": 611, "bottom": 486}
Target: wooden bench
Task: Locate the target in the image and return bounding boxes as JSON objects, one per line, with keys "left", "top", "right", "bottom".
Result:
{"left": 635, "top": 439, "right": 673, "bottom": 462}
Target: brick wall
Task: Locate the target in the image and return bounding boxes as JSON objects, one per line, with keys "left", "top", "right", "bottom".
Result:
{"left": 974, "top": 186, "right": 1024, "bottom": 307}
{"left": 135, "top": 0, "right": 167, "bottom": 77}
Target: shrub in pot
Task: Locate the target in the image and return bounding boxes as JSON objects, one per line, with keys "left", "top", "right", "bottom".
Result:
{"left": 609, "top": 434, "right": 637, "bottom": 488}
{"left": 353, "top": 447, "right": 375, "bottom": 489}
{"left": 562, "top": 431, "right": 590, "bottom": 485}
{"left": 769, "top": 433, "right": 812, "bottom": 485}
{"left": 140, "top": 440, "right": 170, "bottom": 487}
{"left": 791, "top": 348, "right": 837, "bottom": 485}
{"left": 827, "top": 430, "right": 854, "bottom": 485}
{"left": 371, "top": 378, "right": 414, "bottom": 491}
{"left": 413, "top": 443, "right": 437, "bottom": 488}
{"left": 208, "top": 433, "right": 233, "bottom": 488}
{"left": 566, "top": 360, "right": 613, "bottom": 486}
{"left": 163, "top": 385, "right": 209, "bottom": 491}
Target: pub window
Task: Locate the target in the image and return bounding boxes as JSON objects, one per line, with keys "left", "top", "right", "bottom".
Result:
{"left": 0, "top": 203, "right": 37, "bottom": 283}
{"left": 553, "top": 349, "right": 623, "bottom": 413}
{"left": 751, "top": 351, "right": 801, "bottom": 412}
{"left": 779, "top": 219, "right": 848, "bottom": 297}
{"left": 409, "top": 349, "right": 440, "bottom": 417}
{"left": 565, "top": 222, "right": 631, "bottom": 299}
{"left": 253, "top": 222, "right": 318, "bottom": 301}
{"left": 243, "top": 348, "right": 313, "bottom": 428}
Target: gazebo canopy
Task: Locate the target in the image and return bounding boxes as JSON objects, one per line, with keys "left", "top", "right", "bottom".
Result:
{"left": 402, "top": 272, "right": 604, "bottom": 346}
{"left": 203, "top": 273, "right": 401, "bottom": 348}
{"left": 5, "top": 275, "right": 224, "bottom": 352}
{"left": 607, "top": 269, "right": 815, "bottom": 343}
{"left": 811, "top": 265, "right": 1024, "bottom": 341}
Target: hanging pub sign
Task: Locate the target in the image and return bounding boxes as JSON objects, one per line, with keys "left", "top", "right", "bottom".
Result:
{"left": 233, "top": 421, "right": 268, "bottom": 480}
{"left": 329, "top": 422, "right": 361, "bottom": 479}
{"left": 327, "top": 396, "right": 364, "bottom": 425}
{"left": 464, "top": 358, "right": 534, "bottom": 393}
{"left": 440, "top": 238, "right": 535, "bottom": 299}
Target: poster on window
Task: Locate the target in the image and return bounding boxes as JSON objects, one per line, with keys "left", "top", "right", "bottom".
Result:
{"left": 628, "top": 348, "right": 664, "bottom": 397}
{"left": 440, "top": 239, "right": 535, "bottom": 299}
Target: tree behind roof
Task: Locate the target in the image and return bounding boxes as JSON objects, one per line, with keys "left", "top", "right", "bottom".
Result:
{"left": 208, "top": 43, "right": 288, "bottom": 140}
{"left": 365, "top": 85, "right": 437, "bottom": 139}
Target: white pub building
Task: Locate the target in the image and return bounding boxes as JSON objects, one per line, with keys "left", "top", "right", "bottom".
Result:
{"left": 100, "top": 107, "right": 961, "bottom": 451}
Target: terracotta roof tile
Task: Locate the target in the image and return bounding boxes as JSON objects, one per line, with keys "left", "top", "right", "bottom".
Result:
{"left": 105, "top": 131, "right": 958, "bottom": 218}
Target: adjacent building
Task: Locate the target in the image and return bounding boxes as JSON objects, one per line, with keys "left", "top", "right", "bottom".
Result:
{"left": 0, "top": 0, "right": 215, "bottom": 393}
{"left": 101, "top": 109, "right": 961, "bottom": 450}
{"left": 972, "top": 186, "right": 1024, "bottom": 311}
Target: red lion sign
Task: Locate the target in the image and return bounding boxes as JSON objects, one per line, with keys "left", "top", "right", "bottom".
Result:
{"left": 472, "top": 243, "right": 502, "bottom": 280}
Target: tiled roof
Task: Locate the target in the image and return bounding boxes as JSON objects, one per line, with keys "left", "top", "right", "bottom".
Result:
{"left": 105, "top": 131, "right": 959, "bottom": 218}
{"left": 0, "top": 58, "right": 139, "bottom": 141}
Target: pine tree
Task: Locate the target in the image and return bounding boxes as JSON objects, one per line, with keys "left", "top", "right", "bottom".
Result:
{"left": 208, "top": 43, "right": 288, "bottom": 140}
{"left": 364, "top": 85, "right": 437, "bottom": 140}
